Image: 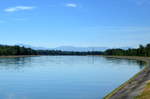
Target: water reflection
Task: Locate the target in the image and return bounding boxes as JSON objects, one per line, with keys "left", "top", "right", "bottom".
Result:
{"left": 104, "top": 57, "right": 145, "bottom": 69}
{"left": 0, "top": 56, "right": 145, "bottom": 70}
{"left": 0, "top": 56, "right": 146, "bottom": 99}
{"left": 0, "top": 57, "right": 33, "bottom": 70}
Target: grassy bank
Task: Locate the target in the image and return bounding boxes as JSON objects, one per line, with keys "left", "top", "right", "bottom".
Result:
{"left": 103, "top": 56, "right": 150, "bottom": 99}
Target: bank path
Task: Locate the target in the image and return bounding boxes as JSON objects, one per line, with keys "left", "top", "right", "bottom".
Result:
{"left": 104, "top": 56, "right": 150, "bottom": 99}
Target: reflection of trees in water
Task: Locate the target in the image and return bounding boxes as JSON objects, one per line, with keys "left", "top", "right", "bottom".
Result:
{"left": 0, "top": 56, "right": 146, "bottom": 71}
{"left": 136, "top": 61, "right": 146, "bottom": 69}
{"left": 46, "top": 56, "right": 102, "bottom": 65}
{"left": 104, "top": 57, "right": 145, "bottom": 69}
{"left": 0, "top": 57, "right": 32, "bottom": 70}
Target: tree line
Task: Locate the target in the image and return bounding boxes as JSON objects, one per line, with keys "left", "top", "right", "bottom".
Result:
{"left": 0, "top": 45, "right": 103, "bottom": 56}
{"left": 0, "top": 45, "right": 37, "bottom": 55}
{"left": 0, "top": 43, "right": 150, "bottom": 56}
{"left": 104, "top": 44, "right": 150, "bottom": 57}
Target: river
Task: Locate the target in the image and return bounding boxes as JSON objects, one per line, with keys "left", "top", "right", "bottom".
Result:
{"left": 0, "top": 56, "right": 145, "bottom": 99}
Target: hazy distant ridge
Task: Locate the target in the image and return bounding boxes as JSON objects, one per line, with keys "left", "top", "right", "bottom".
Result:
{"left": 53, "top": 46, "right": 108, "bottom": 51}
{"left": 18, "top": 44, "right": 132, "bottom": 52}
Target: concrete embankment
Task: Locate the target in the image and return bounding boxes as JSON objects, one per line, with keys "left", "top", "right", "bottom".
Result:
{"left": 104, "top": 56, "right": 150, "bottom": 99}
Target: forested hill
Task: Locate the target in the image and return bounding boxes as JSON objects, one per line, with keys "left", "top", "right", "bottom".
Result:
{"left": 0, "top": 45, "right": 103, "bottom": 55}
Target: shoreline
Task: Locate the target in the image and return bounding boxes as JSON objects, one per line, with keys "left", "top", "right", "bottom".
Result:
{"left": 103, "top": 56, "right": 150, "bottom": 99}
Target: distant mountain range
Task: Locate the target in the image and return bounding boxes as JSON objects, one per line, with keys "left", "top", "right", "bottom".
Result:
{"left": 17, "top": 44, "right": 49, "bottom": 50}
{"left": 17, "top": 44, "right": 132, "bottom": 52}
{"left": 53, "top": 46, "right": 108, "bottom": 51}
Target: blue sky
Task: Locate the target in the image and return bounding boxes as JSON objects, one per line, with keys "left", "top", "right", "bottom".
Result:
{"left": 0, "top": 0, "right": 150, "bottom": 48}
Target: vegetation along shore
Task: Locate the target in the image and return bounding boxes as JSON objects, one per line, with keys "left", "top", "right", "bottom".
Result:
{"left": 102, "top": 43, "right": 150, "bottom": 99}
{"left": 0, "top": 43, "right": 150, "bottom": 56}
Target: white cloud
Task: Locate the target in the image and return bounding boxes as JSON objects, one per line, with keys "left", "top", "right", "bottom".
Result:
{"left": 4, "top": 6, "right": 35, "bottom": 12}
{"left": 65, "top": 3, "right": 77, "bottom": 8}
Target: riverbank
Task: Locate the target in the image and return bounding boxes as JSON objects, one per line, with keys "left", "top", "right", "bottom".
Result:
{"left": 103, "top": 56, "right": 150, "bottom": 99}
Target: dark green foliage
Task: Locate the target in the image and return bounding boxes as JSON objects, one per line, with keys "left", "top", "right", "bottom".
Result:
{"left": 0, "top": 45, "right": 37, "bottom": 55}
{"left": 36, "top": 50, "right": 103, "bottom": 55}
{"left": 104, "top": 43, "right": 150, "bottom": 57}
{"left": 0, "top": 45, "right": 103, "bottom": 56}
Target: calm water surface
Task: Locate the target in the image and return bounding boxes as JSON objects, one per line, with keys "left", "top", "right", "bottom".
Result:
{"left": 0, "top": 56, "right": 145, "bottom": 99}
